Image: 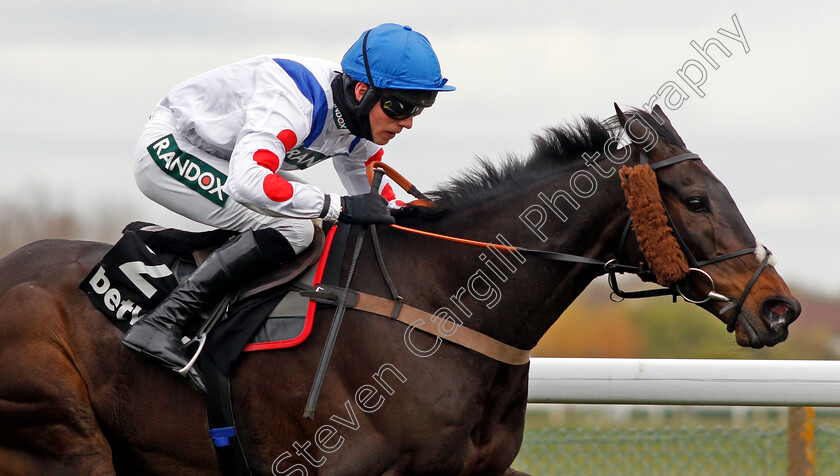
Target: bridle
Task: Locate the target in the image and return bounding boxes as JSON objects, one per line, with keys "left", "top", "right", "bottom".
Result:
{"left": 366, "top": 152, "right": 773, "bottom": 334}
{"left": 607, "top": 152, "right": 773, "bottom": 333}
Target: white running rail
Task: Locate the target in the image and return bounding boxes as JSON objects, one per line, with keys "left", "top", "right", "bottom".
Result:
{"left": 527, "top": 358, "right": 840, "bottom": 406}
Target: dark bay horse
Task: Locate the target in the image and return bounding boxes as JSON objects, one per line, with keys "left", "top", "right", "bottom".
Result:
{"left": 0, "top": 106, "right": 800, "bottom": 475}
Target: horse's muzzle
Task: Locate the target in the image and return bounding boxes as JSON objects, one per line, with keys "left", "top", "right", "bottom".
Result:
{"left": 759, "top": 296, "right": 801, "bottom": 345}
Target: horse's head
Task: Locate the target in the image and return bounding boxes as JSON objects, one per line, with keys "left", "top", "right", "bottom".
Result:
{"left": 613, "top": 104, "right": 800, "bottom": 348}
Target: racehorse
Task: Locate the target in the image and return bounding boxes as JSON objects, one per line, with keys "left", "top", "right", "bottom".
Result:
{"left": 0, "top": 105, "right": 800, "bottom": 475}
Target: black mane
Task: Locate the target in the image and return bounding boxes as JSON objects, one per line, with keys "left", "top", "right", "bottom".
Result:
{"left": 394, "top": 109, "right": 680, "bottom": 221}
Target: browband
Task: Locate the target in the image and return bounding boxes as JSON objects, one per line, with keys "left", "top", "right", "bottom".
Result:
{"left": 648, "top": 153, "right": 702, "bottom": 170}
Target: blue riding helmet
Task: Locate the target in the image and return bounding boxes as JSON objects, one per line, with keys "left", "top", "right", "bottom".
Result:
{"left": 341, "top": 23, "right": 455, "bottom": 92}
{"left": 332, "top": 23, "right": 454, "bottom": 140}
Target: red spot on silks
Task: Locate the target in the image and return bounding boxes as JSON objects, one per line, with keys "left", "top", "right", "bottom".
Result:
{"left": 253, "top": 149, "right": 280, "bottom": 172}
{"left": 201, "top": 175, "right": 212, "bottom": 186}
{"left": 263, "top": 174, "right": 294, "bottom": 202}
{"left": 277, "top": 129, "right": 298, "bottom": 153}
{"left": 381, "top": 183, "right": 397, "bottom": 201}
{"left": 364, "top": 148, "right": 384, "bottom": 166}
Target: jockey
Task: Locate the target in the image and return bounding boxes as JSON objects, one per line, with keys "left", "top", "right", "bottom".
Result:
{"left": 122, "top": 23, "right": 455, "bottom": 392}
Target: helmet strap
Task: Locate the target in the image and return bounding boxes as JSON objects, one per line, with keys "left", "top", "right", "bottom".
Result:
{"left": 362, "top": 30, "right": 376, "bottom": 89}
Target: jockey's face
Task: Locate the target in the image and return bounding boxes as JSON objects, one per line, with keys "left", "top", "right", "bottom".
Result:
{"left": 355, "top": 82, "right": 415, "bottom": 145}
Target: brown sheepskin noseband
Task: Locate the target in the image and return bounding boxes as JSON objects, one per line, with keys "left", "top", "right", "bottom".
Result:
{"left": 619, "top": 164, "right": 690, "bottom": 286}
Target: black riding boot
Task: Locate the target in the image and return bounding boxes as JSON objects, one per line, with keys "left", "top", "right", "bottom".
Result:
{"left": 122, "top": 229, "right": 295, "bottom": 393}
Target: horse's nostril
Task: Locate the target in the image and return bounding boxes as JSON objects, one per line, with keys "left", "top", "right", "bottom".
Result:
{"left": 766, "top": 300, "right": 790, "bottom": 318}
{"left": 760, "top": 297, "right": 801, "bottom": 331}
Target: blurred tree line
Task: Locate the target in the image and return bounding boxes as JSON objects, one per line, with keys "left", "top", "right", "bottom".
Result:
{"left": 0, "top": 199, "right": 123, "bottom": 257}
{"left": 533, "top": 280, "right": 840, "bottom": 360}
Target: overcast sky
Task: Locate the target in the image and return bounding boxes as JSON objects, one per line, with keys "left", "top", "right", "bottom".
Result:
{"left": 2, "top": 1, "right": 838, "bottom": 296}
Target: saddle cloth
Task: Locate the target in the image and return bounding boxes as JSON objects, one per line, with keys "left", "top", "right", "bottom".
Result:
{"left": 79, "top": 221, "right": 343, "bottom": 374}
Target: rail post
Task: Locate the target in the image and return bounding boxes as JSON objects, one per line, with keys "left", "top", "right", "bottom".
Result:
{"left": 787, "top": 406, "right": 816, "bottom": 476}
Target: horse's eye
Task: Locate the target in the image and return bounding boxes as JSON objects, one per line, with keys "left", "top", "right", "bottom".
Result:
{"left": 686, "top": 197, "right": 708, "bottom": 212}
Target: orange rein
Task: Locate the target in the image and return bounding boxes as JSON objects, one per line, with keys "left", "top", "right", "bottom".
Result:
{"left": 365, "top": 161, "right": 416, "bottom": 194}
{"left": 365, "top": 161, "right": 518, "bottom": 254}
{"left": 389, "top": 224, "right": 517, "bottom": 253}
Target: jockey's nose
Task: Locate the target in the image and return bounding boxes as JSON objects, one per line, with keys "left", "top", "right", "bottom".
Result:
{"left": 397, "top": 116, "right": 414, "bottom": 129}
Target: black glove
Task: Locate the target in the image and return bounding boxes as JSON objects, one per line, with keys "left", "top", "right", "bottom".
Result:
{"left": 339, "top": 193, "right": 395, "bottom": 225}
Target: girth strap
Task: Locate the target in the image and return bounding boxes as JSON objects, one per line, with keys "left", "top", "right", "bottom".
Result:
{"left": 303, "top": 285, "right": 532, "bottom": 365}
{"left": 202, "top": 359, "right": 252, "bottom": 475}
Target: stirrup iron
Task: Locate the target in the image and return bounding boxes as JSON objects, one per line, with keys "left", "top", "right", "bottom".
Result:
{"left": 178, "top": 332, "right": 207, "bottom": 376}
{"left": 177, "top": 294, "right": 231, "bottom": 376}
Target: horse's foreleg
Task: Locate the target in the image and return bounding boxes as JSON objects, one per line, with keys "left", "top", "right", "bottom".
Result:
{"left": 0, "top": 283, "right": 116, "bottom": 476}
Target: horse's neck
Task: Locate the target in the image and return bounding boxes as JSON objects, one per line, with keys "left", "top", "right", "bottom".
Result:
{"left": 388, "top": 171, "right": 629, "bottom": 351}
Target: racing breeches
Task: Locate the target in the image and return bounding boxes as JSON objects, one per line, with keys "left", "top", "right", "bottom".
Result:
{"left": 134, "top": 105, "right": 315, "bottom": 254}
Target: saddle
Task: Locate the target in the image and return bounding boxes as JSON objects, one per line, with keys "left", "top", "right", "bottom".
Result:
{"left": 81, "top": 221, "right": 345, "bottom": 377}
{"left": 124, "top": 221, "right": 326, "bottom": 302}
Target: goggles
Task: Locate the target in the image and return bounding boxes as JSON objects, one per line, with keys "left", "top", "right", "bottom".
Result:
{"left": 378, "top": 92, "right": 425, "bottom": 120}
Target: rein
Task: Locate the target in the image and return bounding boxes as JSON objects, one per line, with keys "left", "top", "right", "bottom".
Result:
{"left": 367, "top": 153, "right": 771, "bottom": 334}
{"left": 390, "top": 224, "right": 639, "bottom": 271}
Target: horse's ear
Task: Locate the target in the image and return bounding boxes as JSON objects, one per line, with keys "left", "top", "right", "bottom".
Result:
{"left": 652, "top": 103, "right": 666, "bottom": 116}
{"left": 652, "top": 104, "right": 672, "bottom": 127}
{"left": 613, "top": 103, "right": 657, "bottom": 149}
{"left": 614, "top": 103, "right": 629, "bottom": 128}
{"left": 651, "top": 104, "right": 688, "bottom": 148}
